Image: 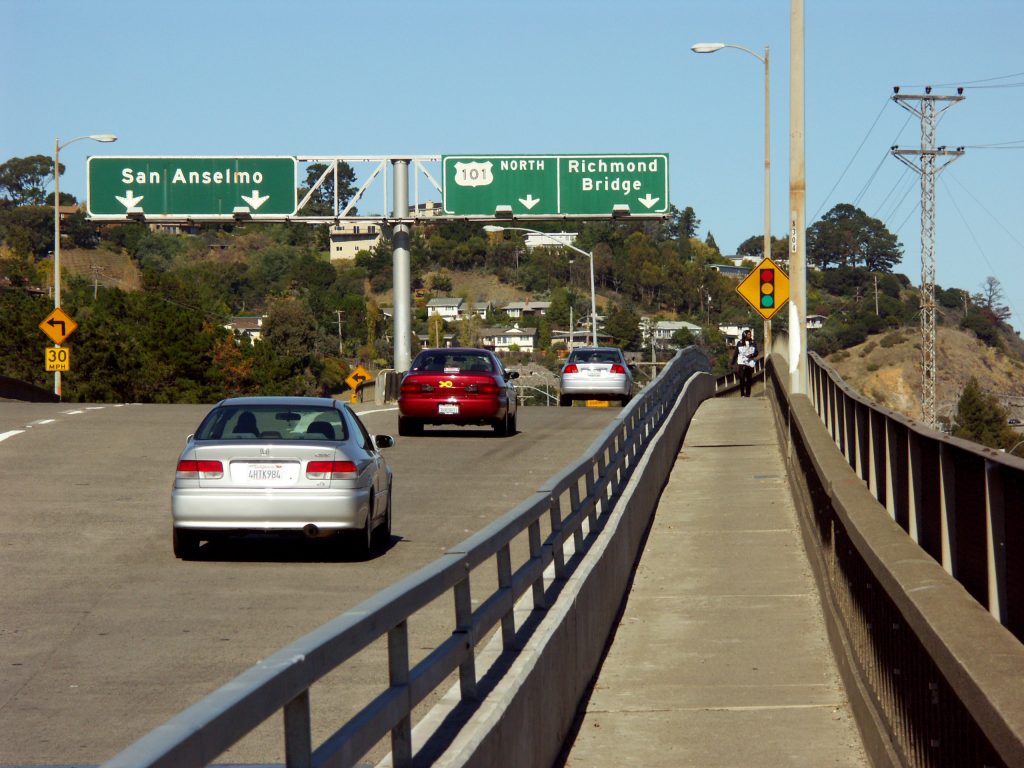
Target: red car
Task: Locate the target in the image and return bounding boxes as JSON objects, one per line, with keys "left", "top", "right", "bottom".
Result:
{"left": 398, "top": 348, "right": 520, "bottom": 436}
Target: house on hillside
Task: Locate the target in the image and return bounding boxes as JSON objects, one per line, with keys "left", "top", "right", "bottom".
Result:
{"left": 807, "top": 314, "right": 828, "bottom": 330}
{"left": 479, "top": 324, "right": 538, "bottom": 354}
{"left": 426, "top": 297, "right": 464, "bottom": 322}
{"left": 644, "top": 319, "right": 703, "bottom": 350}
{"left": 503, "top": 300, "right": 551, "bottom": 319}
{"left": 329, "top": 222, "right": 382, "bottom": 261}
{"left": 225, "top": 316, "right": 266, "bottom": 342}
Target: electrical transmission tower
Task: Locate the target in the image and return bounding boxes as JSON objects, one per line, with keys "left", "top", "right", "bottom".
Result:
{"left": 891, "top": 86, "right": 964, "bottom": 428}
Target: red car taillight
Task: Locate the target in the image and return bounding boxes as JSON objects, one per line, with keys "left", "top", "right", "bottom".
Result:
{"left": 401, "top": 381, "right": 433, "bottom": 394}
{"left": 563, "top": 364, "right": 579, "bottom": 374}
{"left": 306, "top": 460, "right": 357, "bottom": 479}
{"left": 466, "top": 382, "right": 500, "bottom": 394}
{"left": 176, "top": 460, "right": 224, "bottom": 479}
{"left": 610, "top": 364, "right": 626, "bottom": 374}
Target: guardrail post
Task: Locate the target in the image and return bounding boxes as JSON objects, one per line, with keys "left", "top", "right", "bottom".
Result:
{"left": 549, "top": 495, "right": 567, "bottom": 577}
{"left": 454, "top": 575, "right": 478, "bottom": 702}
{"left": 388, "top": 620, "right": 413, "bottom": 766}
{"left": 528, "top": 518, "right": 546, "bottom": 609}
{"left": 497, "top": 543, "right": 516, "bottom": 648}
{"left": 939, "top": 443, "right": 959, "bottom": 578}
{"left": 984, "top": 460, "right": 1008, "bottom": 625}
{"left": 907, "top": 431, "right": 924, "bottom": 545}
{"left": 283, "top": 690, "right": 312, "bottom": 768}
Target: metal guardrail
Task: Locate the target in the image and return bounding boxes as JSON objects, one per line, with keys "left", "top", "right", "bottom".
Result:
{"left": 806, "top": 351, "right": 1024, "bottom": 637}
{"left": 104, "top": 347, "right": 711, "bottom": 768}
{"left": 768, "top": 348, "right": 1024, "bottom": 768}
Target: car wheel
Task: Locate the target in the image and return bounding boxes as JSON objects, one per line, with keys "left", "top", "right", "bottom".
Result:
{"left": 559, "top": 394, "right": 571, "bottom": 407}
{"left": 353, "top": 499, "right": 375, "bottom": 557}
{"left": 620, "top": 393, "right": 632, "bottom": 406}
{"left": 508, "top": 409, "right": 518, "bottom": 435}
{"left": 398, "top": 416, "right": 422, "bottom": 437}
{"left": 372, "top": 485, "right": 392, "bottom": 550}
{"left": 173, "top": 528, "right": 200, "bottom": 560}
{"left": 494, "top": 410, "right": 511, "bottom": 436}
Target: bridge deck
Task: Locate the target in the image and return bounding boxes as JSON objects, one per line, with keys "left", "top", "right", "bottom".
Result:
{"left": 562, "top": 395, "right": 869, "bottom": 767}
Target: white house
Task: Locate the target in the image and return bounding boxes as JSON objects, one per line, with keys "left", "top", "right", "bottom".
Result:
{"left": 718, "top": 324, "right": 753, "bottom": 347}
{"left": 524, "top": 231, "right": 579, "bottom": 251}
{"left": 426, "top": 297, "right": 464, "bottom": 322}
{"left": 225, "top": 316, "right": 266, "bottom": 342}
{"left": 647, "top": 319, "right": 703, "bottom": 348}
{"left": 807, "top": 314, "right": 828, "bottom": 329}
{"left": 479, "top": 324, "right": 538, "bottom": 354}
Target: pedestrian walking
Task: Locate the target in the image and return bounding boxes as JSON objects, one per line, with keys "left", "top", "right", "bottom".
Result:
{"left": 732, "top": 329, "right": 758, "bottom": 397}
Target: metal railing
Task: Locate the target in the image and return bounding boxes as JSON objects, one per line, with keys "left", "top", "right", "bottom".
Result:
{"left": 806, "top": 351, "right": 1024, "bottom": 636}
{"left": 768, "top": 348, "right": 1024, "bottom": 768}
{"left": 104, "top": 348, "right": 711, "bottom": 768}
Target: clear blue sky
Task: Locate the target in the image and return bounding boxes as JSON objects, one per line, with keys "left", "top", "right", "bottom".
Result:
{"left": 3, "top": 0, "right": 1023, "bottom": 330}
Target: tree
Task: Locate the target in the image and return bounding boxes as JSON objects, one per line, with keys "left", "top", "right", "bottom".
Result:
{"left": 704, "top": 231, "right": 721, "bottom": 255}
{"left": 974, "top": 276, "right": 1012, "bottom": 322}
{"left": 604, "top": 305, "right": 642, "bottom": 350}
{"left": 807, "top": 203, "right": 902, "bottom": 272}
{"left": 951, "top": 377, "right": 1017, "bottom": 450}
{"left": 736, "top": 234, "right": 781, "bottom": 261}
{"left": 300, "top": 162, "right": 358, "bottom": 216}
{"left": 0, "top": 155, "right": 55, "bottom": 208}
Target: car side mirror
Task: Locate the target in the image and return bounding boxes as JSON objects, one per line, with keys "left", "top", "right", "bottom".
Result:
{"left": 375, "top": 434, "right": 395, "bottom": 449}
{"left": 185, "top": 433, "right": 194, "bottom": 444}
{"left": 506, "top": 370, "right": 520, "bottom": 380}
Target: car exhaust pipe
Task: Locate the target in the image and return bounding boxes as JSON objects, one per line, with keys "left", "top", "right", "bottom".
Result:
{"left": 303, "top": 524, "right": 320, "bottom": 538}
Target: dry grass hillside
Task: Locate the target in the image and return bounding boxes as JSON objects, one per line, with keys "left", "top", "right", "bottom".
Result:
{"left": 58, "top": 248, "right": 143, "bottom": 292}
{"left": 825, "top": 325, "right": 1024, "bottom": 425}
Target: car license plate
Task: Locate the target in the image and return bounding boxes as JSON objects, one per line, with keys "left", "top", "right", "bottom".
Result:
{"left": 232, "top": 462, "right": 299, "bottom": 485}
{"left": 438, "top": 403, "right": 460, "bottom": 415}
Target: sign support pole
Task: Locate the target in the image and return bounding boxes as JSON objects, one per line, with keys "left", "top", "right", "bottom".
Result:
{"left": 392, "top": 159, "right": 411, "bottom": 373}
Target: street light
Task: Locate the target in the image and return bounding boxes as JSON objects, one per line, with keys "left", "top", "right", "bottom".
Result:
{"left": 484, "top": 225, "right": 598, "bottom": 346}
{"left": 691, "top": 41, "right": 772, "bottom": 352}
{"left": 53, "top": 133, "right": 117, "bottom": 396}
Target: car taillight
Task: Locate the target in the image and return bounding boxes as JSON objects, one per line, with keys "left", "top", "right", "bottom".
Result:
{"left": 466, "top": 382, "right": 500, "bottom": 394}
{"left": 401, "top": 381, "right": 433, "bottom": 394}
{"left": 610, "top": 364, "right": 626, "bottom": 374}
{"left": 306, "top": 460, "right": 357, "bottom": 479}
{"left": 563, "top": 364, "right": 579, "bottom": 374}
{"left": 176, "top": 460, "right": 224, "bottom": 479}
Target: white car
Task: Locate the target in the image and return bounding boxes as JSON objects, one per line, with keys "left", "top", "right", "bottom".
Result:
{"left": 558, "top": 347, "right": 635, "bottom": 406}
{"left": 171, "top": 396, "right": 393, "bottom": 559}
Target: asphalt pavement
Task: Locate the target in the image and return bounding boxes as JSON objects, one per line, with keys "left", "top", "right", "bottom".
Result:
{"left": 561, "top": 395, "right": 870, "bottom": 767}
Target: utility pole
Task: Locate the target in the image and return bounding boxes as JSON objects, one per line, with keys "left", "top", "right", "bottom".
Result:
{"left": 891, "top": 86, "right": 965, "bottom": 428}
{"left": 336, "top": 309, "right": 344, "bottom": 357}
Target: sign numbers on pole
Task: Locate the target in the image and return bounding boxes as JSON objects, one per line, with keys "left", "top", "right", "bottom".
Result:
{"left": 45, "top": 346, "right": 70, "bottom": 372}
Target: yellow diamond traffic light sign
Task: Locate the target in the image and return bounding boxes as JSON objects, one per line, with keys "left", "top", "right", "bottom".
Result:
{"left": 736, "top": 257, "right": 790, "bottom": 320}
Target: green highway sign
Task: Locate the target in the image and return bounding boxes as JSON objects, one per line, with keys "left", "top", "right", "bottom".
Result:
{"left": 87, "top": 156, "right": 297, "bottom": 218}
{"left": 442, "top": 154, "right": 669, "bottom": 217}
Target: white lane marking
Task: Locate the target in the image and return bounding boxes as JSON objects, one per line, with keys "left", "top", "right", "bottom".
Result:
{"left": 85, "top": 406, "right": 105, "bottom": 411}
{"left": 357, "top": 406, "right": 399, "bottom": 415}
{"left": 0, "top": 430, "right": 25, "bottom": 442}
{"left": 62, "top": 410, "right": 86, "bottom": 415}
{"left": 31, "top": 419, "right": 57, "bottom": 426}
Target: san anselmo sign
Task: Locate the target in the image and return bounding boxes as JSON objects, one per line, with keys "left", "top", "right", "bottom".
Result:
{"left": 442, "top": 153, "right": 669, "bottom": 217}
{"left": 87, "top": 156, "right": 297, "bottom": 218}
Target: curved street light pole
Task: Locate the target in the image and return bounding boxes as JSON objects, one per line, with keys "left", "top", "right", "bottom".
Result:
{"left": 691, "top": 41, "right": 772, "bottom": 355}
{"left": 53, "top": 133, "right": 117, "bottom": 396}
{"left": 483, "top": 225, "right": 598, "bottom": 346}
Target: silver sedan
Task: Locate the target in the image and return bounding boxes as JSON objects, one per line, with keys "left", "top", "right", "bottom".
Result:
{"left": 171, "top": 396, "right": 394, "bottom": 558}
{"left": 559, "top": 347, "right": 636, "bottom": 406}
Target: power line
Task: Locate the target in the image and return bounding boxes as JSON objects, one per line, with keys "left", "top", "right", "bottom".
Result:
{"left": 811, "top": 97, "right": 892, "bottom": 221}
{"left": 907, "top": 71, "right": 1024, "bottom": 88}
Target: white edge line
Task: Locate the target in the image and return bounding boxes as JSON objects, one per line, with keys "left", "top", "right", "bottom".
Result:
{"left": 0, "top": 430, "right": 25, "bottom": 442}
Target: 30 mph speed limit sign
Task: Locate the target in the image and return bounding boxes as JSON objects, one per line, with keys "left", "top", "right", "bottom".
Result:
{"left": 45, "top": 346, "right": 70, "bottom": 372}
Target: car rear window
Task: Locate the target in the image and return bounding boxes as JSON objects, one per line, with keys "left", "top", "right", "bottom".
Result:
{"left": 570, "top": 350, "right": 621, "bottom": 365}
{"left": 411, "top": 352, "right": 494, "bottom": 373}
{"left": 194, "top": 405, "right": 348, "bottom": 441}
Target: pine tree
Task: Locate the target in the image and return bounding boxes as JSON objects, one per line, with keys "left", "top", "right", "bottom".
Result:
{"left": 951, "top": 377, "right": 1016, "bottom": 449}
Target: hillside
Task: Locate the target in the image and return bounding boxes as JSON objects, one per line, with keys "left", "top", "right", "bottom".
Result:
{"left": 825, "top": 325, "right": 1024, "bottom": 425}
{"left": 57, "top": 248, "right": 143, "bottom": 292}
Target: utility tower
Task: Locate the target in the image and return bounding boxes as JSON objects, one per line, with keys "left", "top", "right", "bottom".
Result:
{"left": 891, "top": 86, "right": 964, "bottom": 428}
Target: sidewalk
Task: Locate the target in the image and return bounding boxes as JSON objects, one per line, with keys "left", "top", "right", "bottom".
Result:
{"left": 562, "top": 396, "right": 869, "bottom": 767}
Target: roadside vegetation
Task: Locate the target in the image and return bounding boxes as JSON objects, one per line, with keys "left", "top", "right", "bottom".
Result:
{"left": 2, "top": 153, "right": 1021, "bottom": 451}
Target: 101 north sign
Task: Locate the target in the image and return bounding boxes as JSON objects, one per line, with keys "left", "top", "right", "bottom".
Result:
{"left": 442, "top": 154, "right": 669, "bottom": 217}
{"left": 87, "top": 156, "right": 298, "bottom": 218}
